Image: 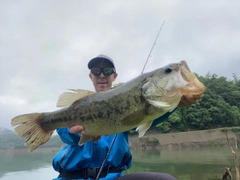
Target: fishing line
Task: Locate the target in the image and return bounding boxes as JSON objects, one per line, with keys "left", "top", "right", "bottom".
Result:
{"left": 96, "top": 21, "right": 165, "bottom": 180}
{"left": 141, "top": 21, "right": 165, "bottom": 74}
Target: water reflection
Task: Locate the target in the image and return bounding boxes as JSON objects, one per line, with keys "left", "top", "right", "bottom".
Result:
{"left": 0, "top": 149, "right": 56, "bottom": 178}
{"left": 127, "top": 147, "right": 234, "bottom": 180}
{"left": 1, "top": 166, "right": 58, "bottom": 180}
{"left": 131, "top": 147, "right": 232, "bottom": 164}
{"left": 0, "top": 147, "right": 236, "bottom": 180}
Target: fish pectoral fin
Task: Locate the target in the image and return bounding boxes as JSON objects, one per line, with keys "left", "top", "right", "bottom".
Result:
{"left": 78, "top": 132, "right": 94, "bottom": 146}
{"left": 136, "top": 121, "right": 153, "bottom": 137}
{"left": 57, "top": 89, "right": 95, "bottom": 107}
{"left": 147, "top": 99, "right": 178, "bottom": 112}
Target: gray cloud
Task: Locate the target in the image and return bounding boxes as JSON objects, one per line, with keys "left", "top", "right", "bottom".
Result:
{"left": 1, "top": 0, "right": 240, "bottom": 130}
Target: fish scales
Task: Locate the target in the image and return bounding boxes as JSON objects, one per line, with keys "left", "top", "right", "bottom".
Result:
{"left": 71, "top": 82, "right": 146, "bottom": 135}
{"left": 60, "top": 72, "right": 154, "bottom": 135}
{"left": 11, "top": 61, "right": 206, "bottom": 152}
{"left": 37, "top": 78, "right": 147, "bottom": 134}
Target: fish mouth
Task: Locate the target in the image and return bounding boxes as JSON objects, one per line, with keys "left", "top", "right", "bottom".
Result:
{"left": 179, "top": 60, "right": 206, "bottom": 95}
{"left": 179, "top": 61, "right": 195, "bottom": 82}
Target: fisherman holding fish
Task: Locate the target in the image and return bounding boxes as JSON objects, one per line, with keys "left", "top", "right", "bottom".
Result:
{"left": 51, "top": 55, "right": 203, "bottom": 180}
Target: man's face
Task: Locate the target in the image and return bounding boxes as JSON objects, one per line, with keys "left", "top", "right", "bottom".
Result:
{"left": 89, "top": 61, "right": 118, "bottom": 92}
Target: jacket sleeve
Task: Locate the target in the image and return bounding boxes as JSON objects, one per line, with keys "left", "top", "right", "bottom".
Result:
{"left": 151, "top": 108, "right": 177, "bottom": 127}
{"left": 57, "top": 128, "right": 80, "bottom": 145}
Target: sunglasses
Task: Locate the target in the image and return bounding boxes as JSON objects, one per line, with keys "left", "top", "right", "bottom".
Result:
{"left": 90, "top": 67, "right": 116, "bottom": 76}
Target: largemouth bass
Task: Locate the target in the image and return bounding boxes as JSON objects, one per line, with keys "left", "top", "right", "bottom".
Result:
{"left": 11, "top": 61, "right": 206, "bottom": 152}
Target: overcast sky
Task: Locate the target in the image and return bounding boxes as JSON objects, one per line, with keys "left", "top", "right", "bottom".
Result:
{"left": 1, "top": 0, "right": 240, "bottom": 131}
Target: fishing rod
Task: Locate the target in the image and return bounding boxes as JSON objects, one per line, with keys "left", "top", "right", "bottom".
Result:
{"left": 141, "top": 21, "right": 165, "bottom": 74}
{"left": 96, "top": 134, "right": 118, "bottom": 180}
{"left": 96, "top": 21, "right": 165, "bottom": 180}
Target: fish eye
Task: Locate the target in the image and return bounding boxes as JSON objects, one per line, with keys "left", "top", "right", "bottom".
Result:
{"left": 164, "top": 67, "right": 172, "bottom": 73}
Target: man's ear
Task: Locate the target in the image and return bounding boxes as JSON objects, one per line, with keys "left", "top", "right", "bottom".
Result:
{"left": 89, "top": 74, "right": 92, "bottom": 80}
{"left": 113, "top": 73, "right": 118, "bottom": 80}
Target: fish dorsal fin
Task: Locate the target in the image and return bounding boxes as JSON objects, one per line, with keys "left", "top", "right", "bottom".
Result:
{"left": 57, "top": 89, "right": 95, "bottom": 107}
{"left": 136, "top": 121, "right": 153, "bottom": 137}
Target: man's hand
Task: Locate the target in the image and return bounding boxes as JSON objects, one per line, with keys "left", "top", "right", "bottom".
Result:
{"left": 70, "top": 125, "right": 84, "bottom": 134}
{"left": 69, "top": 125, "right": 101, "bottom": 142}
{"left": 178, "top": 94, "right": 203, "bottom": 108}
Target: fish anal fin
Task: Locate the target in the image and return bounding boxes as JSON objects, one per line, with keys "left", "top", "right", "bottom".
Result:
{"left": 78, "top": 132, "right": 94, "bottom": 146}
{"left": 11, "top": 113, "right": 54, "bottom": 152}
{"left": 57, "top": 89, "right": 95, "bottom": 107}
{"left": 136, "top": 121, "right": 153, "bottom": 137}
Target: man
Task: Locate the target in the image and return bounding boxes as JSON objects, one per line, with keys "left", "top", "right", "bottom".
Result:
{"left": 52, "top": 55, "right": 202, "bottom": 180}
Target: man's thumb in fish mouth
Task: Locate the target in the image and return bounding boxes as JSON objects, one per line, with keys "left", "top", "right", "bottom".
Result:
{"left": 70, "top": 125, "right": 84, "bottom": 134}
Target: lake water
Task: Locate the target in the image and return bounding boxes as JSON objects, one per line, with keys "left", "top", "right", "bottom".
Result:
{"left": 0, "top": 147, "right": 236, "bottom": 180}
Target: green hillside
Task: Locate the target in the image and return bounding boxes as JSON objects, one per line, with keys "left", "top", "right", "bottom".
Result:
{"left": 0, "top": 130, "right": 64, "bottom": 150}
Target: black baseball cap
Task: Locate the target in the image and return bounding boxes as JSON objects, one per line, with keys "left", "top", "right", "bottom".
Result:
{"left": 88, "top": 55, "right": 115, "bottom": 70}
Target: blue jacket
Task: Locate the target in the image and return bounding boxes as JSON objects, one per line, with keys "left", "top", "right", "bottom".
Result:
{"left": 52, "top": 111, "right": 174, "bottom": 180}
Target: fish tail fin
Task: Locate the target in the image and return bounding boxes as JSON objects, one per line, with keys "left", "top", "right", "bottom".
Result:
{"left": 11, "top": 113, "right": 54, "bottom": 152}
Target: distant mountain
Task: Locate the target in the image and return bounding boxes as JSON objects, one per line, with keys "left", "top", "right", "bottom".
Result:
{"left": 0, "top": 127, "right": 63, "bottom": 150}
{"left": 0, "top": 127, "right": 14, "bottom": 135}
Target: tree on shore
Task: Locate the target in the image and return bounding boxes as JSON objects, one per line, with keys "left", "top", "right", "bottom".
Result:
{"left": 156, "top": 73, "right": 240, "bottom": 133}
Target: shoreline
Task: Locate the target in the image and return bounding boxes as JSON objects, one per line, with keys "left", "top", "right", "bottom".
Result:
{"left": 129, "top": 128, "right": 240, "bottom": 150}
{"left": 2, "top": 127, "right": 240, "bottom": 152}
